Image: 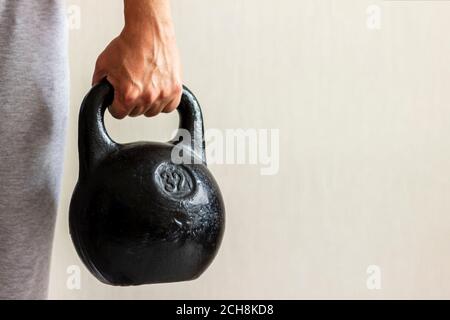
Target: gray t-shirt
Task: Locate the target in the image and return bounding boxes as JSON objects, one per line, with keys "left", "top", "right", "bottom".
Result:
{"left": 0, "top": 0, "right": 69, "bottom": 299}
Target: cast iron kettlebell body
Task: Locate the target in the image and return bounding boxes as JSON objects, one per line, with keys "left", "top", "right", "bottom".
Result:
{"left": 69, "top": 80, "right": 225, "bottom": 286}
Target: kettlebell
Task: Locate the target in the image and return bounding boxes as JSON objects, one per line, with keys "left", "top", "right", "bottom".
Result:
{"left": 69, "top": 80, "right": 225, "bottom": 286}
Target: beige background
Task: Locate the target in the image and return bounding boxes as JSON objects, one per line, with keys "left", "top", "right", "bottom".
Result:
{"left": 49, "top": 0, "right": 450, "bottom": 299}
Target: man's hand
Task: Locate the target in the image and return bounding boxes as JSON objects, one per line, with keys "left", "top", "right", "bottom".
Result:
{"left": 92, "top": 0, "right": 182, "bottom": 119}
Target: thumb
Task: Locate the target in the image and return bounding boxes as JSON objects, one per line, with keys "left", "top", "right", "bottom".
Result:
{"left": 92, "top": 54, "right": 107, "bottom": 85}
{"left": 92, "top": 68, "right": 106, "bottom": 86}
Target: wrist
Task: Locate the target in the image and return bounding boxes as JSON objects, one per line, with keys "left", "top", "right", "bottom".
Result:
{"left": 120, "top": 23, "right": 176, "bottom": 55}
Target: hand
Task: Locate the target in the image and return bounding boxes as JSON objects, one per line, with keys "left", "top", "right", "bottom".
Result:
{"left": 92, "top": 1, "right": 182, "bottom": 119}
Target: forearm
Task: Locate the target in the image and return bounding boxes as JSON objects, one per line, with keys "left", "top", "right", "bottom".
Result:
{"left": 123, "top": 0, "right": 175, "bottom": 41}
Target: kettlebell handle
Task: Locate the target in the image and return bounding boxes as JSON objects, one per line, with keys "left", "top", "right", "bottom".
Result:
{"left": 78, "top": 79, "right": 206, "bottom": 178}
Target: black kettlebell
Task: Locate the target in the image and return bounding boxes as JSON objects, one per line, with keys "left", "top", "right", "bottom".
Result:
{"left": 69, "top": 80, "right": 225, "bottom": 286}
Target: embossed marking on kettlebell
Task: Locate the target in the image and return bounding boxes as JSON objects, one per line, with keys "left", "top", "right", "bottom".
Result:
{"left": 155, "top": 163, "right": 195, "bottom": 199}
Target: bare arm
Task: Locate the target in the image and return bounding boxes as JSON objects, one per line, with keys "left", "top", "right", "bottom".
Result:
{"left": 92, "top": 0, "right": 182, "bottom": 119}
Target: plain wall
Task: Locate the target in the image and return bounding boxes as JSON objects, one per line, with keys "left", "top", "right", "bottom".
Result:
{"left": 49, "top": 0, "right": 450, "bottom": 299}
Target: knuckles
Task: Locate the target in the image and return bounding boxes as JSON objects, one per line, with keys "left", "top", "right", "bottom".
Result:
{"left": 121, "top": 85, "right": 140, "bottom": 106}
{"left": 170, "top": 82, "right": 183, "bottom": 101}
{"left": 141, "top": 91, "right": 154, "bottom": 105}
{"left": 111, "top": 81, "right": 183, "bottom": 118}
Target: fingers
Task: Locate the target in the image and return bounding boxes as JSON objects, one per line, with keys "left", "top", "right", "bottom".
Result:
{"left": 155, "top": 83, "right": 183, "bottom": 115}
{"left": 161, "top": 89, "right": 182, "bottom": 114}
{"left": 104, "top": 77, "right": 182, "bottom": 119}
{"left": 108, "top": 77, "right": 139, "bottom": 119}
{"left": 143, "top": 91, "right": 173, "bottom": 117}
{"left": 139, "top": 82, "right": 183, "bottom": 118}
{"left": 108, "top": 91, "right": 129, "bottom": 119}
{"left": 128, "top": 106, "right": 145, "bottom": 117}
